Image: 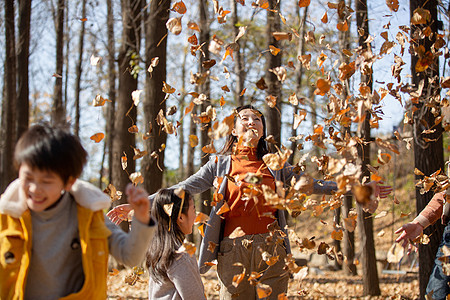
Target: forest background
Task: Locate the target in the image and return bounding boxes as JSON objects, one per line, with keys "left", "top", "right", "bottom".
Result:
{"left": 1, "top": 0, "right": 449, "bottom": 298}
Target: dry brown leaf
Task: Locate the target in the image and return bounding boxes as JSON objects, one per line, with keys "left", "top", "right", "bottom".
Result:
{"left": 166, "top": 17, "right": 182, "bottom": 35}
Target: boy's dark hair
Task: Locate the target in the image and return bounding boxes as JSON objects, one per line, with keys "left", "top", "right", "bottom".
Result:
{"left": 14, "top": 123, "right": 88, "bottom": 183}
{"left": 146, "top": 188, "right": 191, "bottom": 282}
{"left": 219, "top": 104, "right": 269, "bottom": 159}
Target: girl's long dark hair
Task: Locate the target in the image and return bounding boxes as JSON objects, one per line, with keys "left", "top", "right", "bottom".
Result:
{"left": 219, "top": 105, "right": 269, "bottom": 159}
{"left": 146, "top": 188, "right": 191, "bottom": 282}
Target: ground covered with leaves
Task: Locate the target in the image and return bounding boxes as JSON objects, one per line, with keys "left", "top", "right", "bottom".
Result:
{"left": 107, "top": 268, "right": 419, "bottom": 299}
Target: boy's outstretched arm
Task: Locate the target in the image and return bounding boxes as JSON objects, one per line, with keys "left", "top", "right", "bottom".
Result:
{"left": 125, "top": 184, "right": 150, "bottom": 224}
{"left": 106, "top": 184, "right": 155, "bottom": 267}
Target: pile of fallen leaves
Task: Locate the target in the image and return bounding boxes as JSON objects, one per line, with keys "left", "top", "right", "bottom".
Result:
{"left": 107, "top": 268, "right": 419, "bottom": 299}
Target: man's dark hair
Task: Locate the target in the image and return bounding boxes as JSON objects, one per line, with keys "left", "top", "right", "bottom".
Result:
{"left": 14, "top": 123, "right": 88, "bottom": 183}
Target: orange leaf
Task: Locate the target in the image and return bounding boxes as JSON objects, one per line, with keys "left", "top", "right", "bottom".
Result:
{"left": 198, "top": 224, "right": 205, "bottom": 237}
{"left": 321, "top": 11, "right": 328, "bottom": 23}
{"left": 314, "top": 79, "right": 330, "bottom": 96}
{"left": 298, "top": 0, "right": 310, "bottom": 7}
{"left": 269, "top": 45, "right": 281, "bottom": 56}
{"left": 187, "top": 21, "right": 200, "bottom": 31}
{"left": 171, "top": 1, "right": 187, "bottom": 14}
{"left": 90, "top": 132, "right": 105, "bottom": 143}
{"left": 337, "top": 20, "right": 349, "bottom": 32}
{"left": 188, "top": 34, "right": 198, "bottom": 45}
{"left": 216, "top": 202, "right": 230, "bottom": 215}
{"left": 128, "top": 125, "right": 139, "bottom": 133}
{"left": 184, "top": 101, "right": 194, "bottom": 115}
{"left": 256, "top": 283, "right": 272, "bottom": 298}
{"left": 189, "top": 135, "right": 199, "bottom": 147}
{"left": 386, "top": 0, "right": 399, "bottom": 12}
{"left": 162, "top": 81, "right": 176, "bottom": 94}
{"left": 331, "top": 230, "right": 343, "bottom": 241}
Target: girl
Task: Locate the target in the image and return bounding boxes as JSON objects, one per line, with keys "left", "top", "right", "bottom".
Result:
{"left": 108, "top": 105, "right": 392, "bottom": 299}
{"left": 147, "top": 188, "right": 206, "bottom": 300}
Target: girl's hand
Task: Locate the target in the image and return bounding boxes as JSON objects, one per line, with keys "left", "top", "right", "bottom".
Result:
{"left": 106, "top": 203, "right": 133, "bottom": 225}
{"left": 395, "top": 222, "right": 424, "bottom": 255}
{"left": 125, "top": 184, "right": 151, "bottom": 225}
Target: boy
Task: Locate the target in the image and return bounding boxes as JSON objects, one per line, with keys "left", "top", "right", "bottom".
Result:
{"left": 0, "top": 124, "right": 155, "bottom": 300}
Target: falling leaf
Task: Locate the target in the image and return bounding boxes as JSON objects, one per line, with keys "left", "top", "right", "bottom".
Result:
{"left": 189, "top": 135, "right": 199, "bottom": 147}
{"left": 166, "top": 17, "right": 182, "bottom": 35}
{"left": 256, "top": 283, "right": 272, "bottom": 298}
{"left": 293, "top": 111, "right": 307, "bottom": 130}
{"left": 298, "top": 54, "right": 311, "bottom": 70}
{"left": 104, "top": 183, "right": 122, "bottom": 202}
{"left": 177, "top": 241, "right": 196, "bottom": 257}
{"left": 121, "top": 152, "right": 127, "bottom": 170}
{"left": 272, "top": 32, "right": 292, "bottom": 41}
{"left": 202, "top": 142, "right": 216, "bottom": 154}
{"left": 269, "top": 66, "right": 287, "bottom": 83}
{"left": 90, "top": 54, "right": 102, "bottom": 66}
{"left": 321, "top": 11, "right": 328, "bottom": 23}
{"left": 289, "top": 93, "right": 299, "bottom": 105}
{"left": 90, "top": 132, "right": 105, "bottom": 143}
{"left": 187, "top": 21, "right": 200, "bottom": 31}
{"left": 128, "top": 125, "right": 139, "bottom": 133}
{"left": 228, "top": 226, "right": 246, "bottom": 239}
{"left": 216, "top": 202, "right": 230, "bottom": 215}
{"left": 269, "top": 45, "right": 281, "bottom": 56}
{"left": 314, "top": 78, "right": 331, "bottom": 96}
{"left": 411, "top": 8, "right": 431, "bottom": 25}
{"left": 263, "top": 149, "right": 292, "bottom": 171}
{"left": 377, "top": 152, "right": 392, "bottom": 165}
{"left": 374, "top": 210, "right": 388, "bottom": 219}
{"left": 129, "top": 172, "right": 144, "bottom": 185}
{"left": 188, "top": 34, "right": 198, "bottom": 45}
{"left": 92, "top": 94, "right": 111, "bottom": 106}
{"left": 171, "top": 1, "right": 187, "bottom": 14}
{"left": 256, "top": 77, "right": 268, "bottom": 90}
{"left": 109, "top": 268, "right": 120, "bottom": 276}
{"left": 235, "top": 26, "right": 247, "bottom": 42}
{"left": 376, "top": 138, "right": 400, "bottom": 154}
{"left": 337, "top": 20, "right": 348, "bottom": 32}
{"left": 387, "top": 243, "right": 404, "bottom": 264}
{"left": 386, "top": 0, "right": 399, "bottom": 12}
{"left": 147, "top": 57, "right": 160, "bottom": 73}
{"left": 164, "top": 203, "right": 174, "bottom": 216}
{"left": 352, "top": 185, "right": 373, "bottom": 205}
{"left": 132, "top": 146, "right": 147, "bottom": 160}
{"left": 378, "top": 229, "right": 385, "bottom": 237}
{"left": 343, "top": 211, "right": 357, "bottom": 232}
{"left": 131, "top": 90, "right": 143, "bottom": 106}
{"left": 414, "top": 168, "right": 424, "bottom": 176}
{"left": 265, "top": 95, "right": 277, "bottom": 108}
{"left": 232, "top": 265, "right": 246, "bottom": 287}
{"left": 317, "top": 52, "right": 327, "bottom": 67}
{"left": 331, "top": 230, "right": 343, "bottom": 241}
{"left": 162, "top": 81, "right": 176, "bottom": 94}
{"left": 194, "top": 212, "right": 210, "bottom": 224}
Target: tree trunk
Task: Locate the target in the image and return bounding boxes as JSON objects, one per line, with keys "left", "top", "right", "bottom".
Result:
{"left": 16, "top": 0, "right": 31, "bottom": 142}
{"left": 178, "top": 48, "right": 188, "bottom": 180}
{"left": 198, "top": 0, "right": 212, "bottom": 216}
{"left": 231, "top": 0, "right": 244, "bottom": 106}
{"left": 265, "top": 0, "right": 281, "bottom": 146}
{"left": 356, "top": 0, "right": 380, "bottom": 295}
{"left": 410, "top": 0, "right": 444, "bottom": 298}
{"left": 74, "top": 0, "right": 86, "bottom": 137}
{"left": 338, "top": 0, "right": 355, "bottom": 275}
{"left": 111, "top": 0, "right": 143, "bottom": 229}
{"left": 106, "top": 0, "right": 116, "bottom": 184}
{"left": 52, "top": 0, "right": 65, "bottom": 125}
{"left": 142, "top": 0, "right": 170, "bottom": 195}
{"left": 1, "top": 0, "right": 17, "bottom": 193}
{"left": 288, "top": 5, "right": 308, "bottom": 165}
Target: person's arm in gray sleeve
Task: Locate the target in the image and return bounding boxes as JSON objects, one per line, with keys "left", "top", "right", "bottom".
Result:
{"left": 281, "top": 162, "right": 338, "bottom": 195}
{"left": 106, "top": 216, "right": 156, "bottom": 267}
{"left": 148, "top": 156, "right": 218, "bottom": 202}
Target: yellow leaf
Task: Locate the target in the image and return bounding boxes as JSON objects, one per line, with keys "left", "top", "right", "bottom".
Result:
{"left": 269, "top": 45, "right": 281, "bottom": 56}
{"left": 189, "top": 135, "right": 199, "bottom": 147}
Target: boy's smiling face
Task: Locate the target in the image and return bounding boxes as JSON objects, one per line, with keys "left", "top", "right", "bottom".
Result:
{"left": 19, "top": 163, "right": 75, "bottom": 212}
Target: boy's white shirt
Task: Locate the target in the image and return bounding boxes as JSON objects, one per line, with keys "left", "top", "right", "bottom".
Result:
{"left": 0, "top": 179, "right": 111, "bottom": 218}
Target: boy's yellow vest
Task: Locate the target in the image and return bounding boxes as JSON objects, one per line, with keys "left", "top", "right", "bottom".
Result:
{"left": 0, "top": 205, "right": 111, "bottom": 300}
